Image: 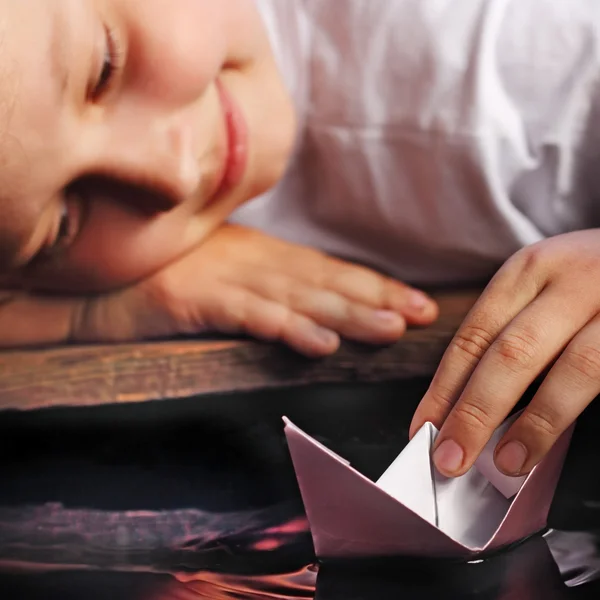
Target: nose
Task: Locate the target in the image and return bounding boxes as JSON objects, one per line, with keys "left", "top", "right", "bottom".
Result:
{"left": 88, "top": 113, "right": 203, "bottom": 209}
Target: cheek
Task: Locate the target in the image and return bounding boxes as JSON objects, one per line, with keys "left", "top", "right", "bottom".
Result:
{"left": 59, "top": 205, "right": 195, "bottom": 292}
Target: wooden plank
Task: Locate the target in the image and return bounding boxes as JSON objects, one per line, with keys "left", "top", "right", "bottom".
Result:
{"left": 0, "top": 290, "right": 478, "bottom": 412}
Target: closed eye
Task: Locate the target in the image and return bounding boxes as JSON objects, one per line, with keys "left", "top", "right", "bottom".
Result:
{"left": 89, "top": 25, "right": 123, "bottom": 101}
{"left": 26, "top": 192, "right": 83, "bottom": 269}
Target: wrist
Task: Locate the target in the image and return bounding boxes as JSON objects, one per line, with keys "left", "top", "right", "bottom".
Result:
{"left": 0, "top": 292, "right": 84, "bottom": 347}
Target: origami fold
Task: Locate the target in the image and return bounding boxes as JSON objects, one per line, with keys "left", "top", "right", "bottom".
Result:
{"left": 283, "top": 415, "right": 574, "bottom": 559}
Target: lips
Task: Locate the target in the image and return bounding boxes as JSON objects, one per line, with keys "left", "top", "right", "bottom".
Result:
{"left": 212, "top": 79, "right": 249, "bottom": 199}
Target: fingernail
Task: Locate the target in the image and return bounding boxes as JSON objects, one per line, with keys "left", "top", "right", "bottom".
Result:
{"left": 495, "top": 441, "right": 528, "bottom": 476}
{"left": 312, "top": 325, "right": 338, "bottom": 346}
{"left": 409, "top": 292, "right": 432, "bottom": 312}
{"left": 433, "top": 439, "right": 464, "bottom": 475}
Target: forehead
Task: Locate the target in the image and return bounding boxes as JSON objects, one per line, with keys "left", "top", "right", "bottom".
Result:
{"left": 2, "top": 0, "right": 68, "bottom": 149}
{"left": 0, "top": 0, "right": 73, "bottom": 267}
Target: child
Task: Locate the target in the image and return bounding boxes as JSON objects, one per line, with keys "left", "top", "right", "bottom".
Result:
{"left": 0, "top": 0, "right": 437, "bottom": 354}
{"left": 0, "top": 0, "right": 598, "bottom": 478}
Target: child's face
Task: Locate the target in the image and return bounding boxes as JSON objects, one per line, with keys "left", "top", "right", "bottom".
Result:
{"left": 0, "top": 0, "right": 296, "bottom": 292}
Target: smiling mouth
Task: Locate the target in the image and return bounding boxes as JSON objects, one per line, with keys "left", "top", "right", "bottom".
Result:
{"left": 211, "top": 79, "right": 249, "bottom": 200}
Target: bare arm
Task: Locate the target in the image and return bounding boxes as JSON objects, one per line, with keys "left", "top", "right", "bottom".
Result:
{"left": 0, "top": 292, "right": 82, "bottom": 347}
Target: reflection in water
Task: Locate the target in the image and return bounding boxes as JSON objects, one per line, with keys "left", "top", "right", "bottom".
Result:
{"left": 5, "top": 505, "right": 600, "bottom": 598}
{"left": 3, "top": 523, "right": 600, "bottom": 599}
{"left": 315, "top": 536, "right": 569, "bottom": 600}
{"left": 0, "top": 504, "right": 311, "bottom": 574}
{"left": 144, "top": 530, "right": 600, "bottom": 600}
{"left": 151, "top": 567, "right": 317, "bottom": 600}
{"left": 4, "top": 520, "right": 600, "bottom": 600}
{"left": 545, "top": 529, "right": 600, "bottom": 588}
{"left": 139, "top": 534, "right": 579, "bottom": 600}
{"left": 3, "top": 382, "right": 600, "bottom": 599}
{"left": 144, "top": 518, "right": 317, "bottom": 600}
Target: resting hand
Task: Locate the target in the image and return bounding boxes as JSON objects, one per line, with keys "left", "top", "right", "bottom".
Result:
{"left": 0, "top": 225, "right": 438, "bottom": 357}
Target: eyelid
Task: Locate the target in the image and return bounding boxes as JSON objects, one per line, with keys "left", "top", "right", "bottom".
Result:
{"left": 26, "top": 195, "right": 83, "bottom": 269}
{"left": 89, "top": 23, "right": 125, "bottom": 102}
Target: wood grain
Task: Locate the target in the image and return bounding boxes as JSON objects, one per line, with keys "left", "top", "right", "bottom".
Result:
{"left": 0, "top": 290, "right": 479, "bottom": 412}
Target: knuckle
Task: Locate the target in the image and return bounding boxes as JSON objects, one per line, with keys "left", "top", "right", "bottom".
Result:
{"left": 521, "top": 408, "right": 562, "bottom": 438}
{"left": 451, "top": 325, "right": 495, "bottom": 364}
{"left": 302, "top": 250, "right": 331, "bottom": 286}
{"left": 255, "top": 272, "right": 288, "bottom": 301}
{"left": 497, "top": 244, "right": 549, "bottom": 293}
{"left": 147, "top": 270, "right": 179, "bottom": 306}
{"left": 426, "top": 384, "right": 457, "bottom": 414}
{"left": 382, "top": 279, "right": 411, "bottom": 311}
{"left": 266, "top": 306, "right": 296, "bottom": 341}
{"left": 316, "top": 291, "right": 350, "bottom": 325}
{"left": 243, "top": 298, "right": 300, "bottom": 342}
{"left": 325, "top": 263, "right": 370, "bottom": 300}
{"left": 145, "top": 272, "right": 193, "bottom": 325}
{"left": 564, "top": 343, "right": 600, "bottom": 381}
{"left": 510, "top": 243, "right": 547, "bottom": 277}
{"left": 213, "top": 288, "right": 249, "bottom": 333}
{"left": 491, "top": 328, "right": 540, "bottom": 371}
{"left": 287, "top": 282, "right": 317, "bottom": 310}
{"left": 452, "top": 401, "right": 495, "bottom": 432}
{"left": 256, "top": 273, "right": 309, "bottom": 316}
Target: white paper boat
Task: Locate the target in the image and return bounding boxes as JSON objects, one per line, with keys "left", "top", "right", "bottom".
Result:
{"left": 283, "top": 415, "right": 574, "bottom": 559}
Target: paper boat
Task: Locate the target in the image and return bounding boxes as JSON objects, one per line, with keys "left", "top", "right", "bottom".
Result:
{"left": 283, "top": 416, "right": 574, "bottom": 559}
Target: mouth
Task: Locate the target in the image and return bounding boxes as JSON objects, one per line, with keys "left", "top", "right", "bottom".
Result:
{"left": 212, "top": 79, "right": 249, "bottom": 200}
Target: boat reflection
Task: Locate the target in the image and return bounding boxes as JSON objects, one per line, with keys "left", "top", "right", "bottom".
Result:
{"left": 147, "top": 530, "right": 600, "bottom": 600}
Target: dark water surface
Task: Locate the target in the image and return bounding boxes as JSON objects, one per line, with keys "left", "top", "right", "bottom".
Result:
{"left": 1, "top": 380, "right": 600, "bottom": 599}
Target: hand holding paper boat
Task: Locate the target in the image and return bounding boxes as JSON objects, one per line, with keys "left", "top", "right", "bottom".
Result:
{"left": 284, "top": 415, "right": 574, "bottom": 559}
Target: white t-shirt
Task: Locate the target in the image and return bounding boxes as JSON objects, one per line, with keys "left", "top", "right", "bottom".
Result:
{"left": 232, "top": 0, "right": 600, "bottom": 285}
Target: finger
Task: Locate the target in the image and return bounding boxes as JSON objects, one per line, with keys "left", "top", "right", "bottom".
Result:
{"left": 320, "top": 258, "right": 439, "bottom": 324}
{"left": 233, "top": 269, "right": 409, "bottom": 344}
{"left": 410, "top": 267, "right": 541, "bottom": 439}
{"left": 432, "top": 287, "right": 593, "bottom": 477}
{"left": 494, "top": 313, "right": 600, "bottom": 475}
{"left": 276, "top": 311, "right": 341, "bottom": 358}
{"left": 236, "top": 259, "right": 438, "bottom": 326}
{"left": 218, "top": 225, "right": 438, "bottom": 323}
{"left": 200, "top": 284, "right": 340, "bottom": 357}
{"left": 287, "top": 283, "right": 409, "bottom": 345}
{"left": 308, "top": 296, "right": 409, "bottom": 344}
